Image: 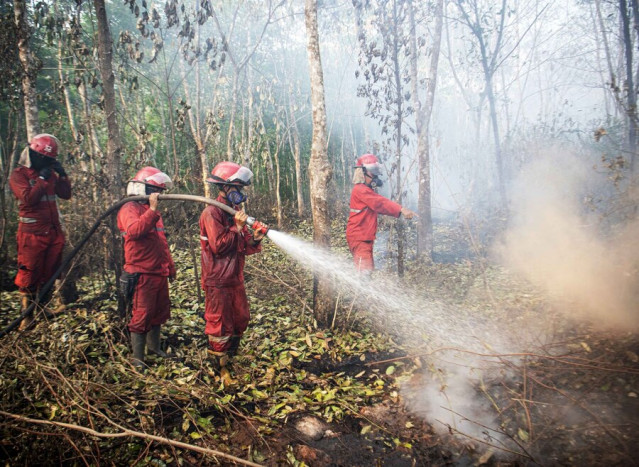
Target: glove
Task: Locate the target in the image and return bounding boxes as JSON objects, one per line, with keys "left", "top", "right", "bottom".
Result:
{"left": 52, "top": 161, "right": 67, "bottom": 177}
{"left": 39, "top": 167, "right": 52, "bottom": 180}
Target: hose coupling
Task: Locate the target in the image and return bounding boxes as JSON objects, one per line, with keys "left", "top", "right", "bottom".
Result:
{"left": 247, "top": 217, "right": 269, "bottom": 235}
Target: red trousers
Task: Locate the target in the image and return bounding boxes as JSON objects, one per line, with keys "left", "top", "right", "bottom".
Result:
{"left": 347, "top": 239, "right": 374, "bottom": 272}
{"left": 204, "top": 284, "right": 249, "bottom": 352}
{"left": 128, "top": 274, "right": 170, "bottom": 334}
{"left": 15, "top": 227, "right": 65, "bottom": 292}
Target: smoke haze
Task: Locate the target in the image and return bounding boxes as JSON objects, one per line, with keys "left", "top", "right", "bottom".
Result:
{"left": 496, "top": 152, "right": 639, "bottom": 330}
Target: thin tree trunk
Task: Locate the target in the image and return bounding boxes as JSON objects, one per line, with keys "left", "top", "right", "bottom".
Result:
{"left": 274, "top": 128, "right": 283, "bottom": 228}
{"left": 182, "top": 66, "right": 211, "bottom": 198}
{"left": 93, "top": 0, "right": 124, "bottom": 314}
{"left": 58, "top": 42, "right": 78, "bottom": 142}
{"left": 227, "top": 73, "right": 240, "bottom": 162}
{"left": 621, "top": 0, "right": 637, "bottom": 172}
{"left": 410, "top": 0, "right": 442, "bottom": 258}
{"left": 286, "top": 87, "right": 305, "bottom": 217}
{"left": 305, "top": 0, "right": 334, "bottom": 327}
{"left": 391, "top": 0, "right": 405, "bottom": 276}
{"left": 93, "top": 0, "right": 122, "bottom": 198}
{"left": 14, "top": 0, "right": 40, "bottom": 139}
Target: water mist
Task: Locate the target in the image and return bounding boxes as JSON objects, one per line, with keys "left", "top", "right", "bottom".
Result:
{"left": 265, "top": 228, "right": 530, "bottom": 453}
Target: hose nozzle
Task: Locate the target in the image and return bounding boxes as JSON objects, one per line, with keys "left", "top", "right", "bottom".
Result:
{"left": 247, "top": 217, "right": 269, "bottom": 236}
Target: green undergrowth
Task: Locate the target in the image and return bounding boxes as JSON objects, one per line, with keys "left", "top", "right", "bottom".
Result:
{"left": 0, "top": 231, "right": 419, "bottom": 465}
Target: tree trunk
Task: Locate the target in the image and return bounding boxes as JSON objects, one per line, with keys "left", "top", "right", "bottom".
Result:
{"left": 409, "top": 0, "right": 443, "bottom": 258}
{"left": 93, "top": 0, "right": 124, "bottom": 313}
{"left": 182, "top": 65, "right": 211, "bottom": 198}
{"left": 286, "top": 87, "right": 305, "bottom": 217}
{"left": 14, "top": 0, "right": 40, "bottom": 139}
{"left": 58, "top": 42, "right": 78, "bottom": 143}
{"left": 305, "top": 0, "right": 334, "bottom": 328}
{"left": 621, "top": 0, "right": 637, "bottom": 173}
{"left": 391, "top": 0, "right": 405, "bottom": 276}
{"left": 93, "top": 0, "right": 122, "bottom": 198}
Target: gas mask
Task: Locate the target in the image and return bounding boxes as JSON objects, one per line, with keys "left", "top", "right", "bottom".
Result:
{"left": 370, "top": 175, "right": 383, "bottom": 188}
{"left": 29, "top": 148, "right": 53, "bottom": 171}
{"left": 226, "top": 187, "right": 247, "bottom": 205}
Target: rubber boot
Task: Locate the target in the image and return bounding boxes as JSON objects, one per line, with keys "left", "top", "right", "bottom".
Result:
{"left": 207, "top": 350, "right": 234, "bottom": 385}
{"left": 130, "top": 332, "right": 147, "bottom": 371}
{"left": 146, "top": 325, "right": 168, "bottom": 358}
{"left": 227, "top": 335, "right": 241, "bottom": 357}
{"left": 18, "top": 292, "right": 35, "bottom": 331}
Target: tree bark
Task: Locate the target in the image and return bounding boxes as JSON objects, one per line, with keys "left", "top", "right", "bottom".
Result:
{"left": 93, "top": 0, "right": 122, "bottom": 199}
{"left": 409, "top": 0, "right": 443, "bottom": 259}
{"left": 391, "top": 0, "right": 405, "bottom": 276}
{"left": 14, "top": 0, "right": 40, "bottom": 139}
{"left": 621, "top": 0, "right": 637, "bottom": 173}
{"left": 93, "top": 0, "right": 124, "bottom": 314}
{"left": 305, "top": 0, "right": 334, "bottom": 327}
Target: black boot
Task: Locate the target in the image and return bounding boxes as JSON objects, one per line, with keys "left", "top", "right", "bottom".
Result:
{"left": 228, "top": 335, "right": 241, "bottom": 357}
{"left": 146, "top": 325, "right": 168, "bottom": 357}
{"left": 130, "top": 332, "right": 147, "bottom": 371}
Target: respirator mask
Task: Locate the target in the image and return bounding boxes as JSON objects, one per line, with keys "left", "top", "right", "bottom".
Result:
{"left": 370, "top": 175, "right": 383, "bottom": 188}
{"left": 29, "top": 148, "right": 53, "bottom": 171}
{"left": 226, "top": 187, "right": 247, "bottom": 205}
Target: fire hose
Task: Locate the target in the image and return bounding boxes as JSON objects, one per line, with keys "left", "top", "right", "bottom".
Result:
{"left": 0, "top": 194, "right": 269, "bottom": 338}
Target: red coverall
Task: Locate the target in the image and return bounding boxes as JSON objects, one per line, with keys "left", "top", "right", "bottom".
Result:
{"left": 9, "top": 166, "right": 72, "bottom": 292}
{"left": 117, "top": 202, "right": 175, "bottom": 334}
{"left": 346, "top": 183, "right": 402, "bottom": 271}
{"left": 199, "top": 195, "right": 261, "bottom": 353}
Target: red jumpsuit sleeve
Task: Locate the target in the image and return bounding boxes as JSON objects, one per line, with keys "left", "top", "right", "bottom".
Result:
{"left": 202, "top": 208, "right": 241, "bottom": 255}
{"left": 9, "top": 170, "right": 48, "bottom": 206}
{"left": 55, "top": 175, "right": 72, "bottom": 200}
{"left": 119, "top": 203, "right": 161, "bottom": 240}
{"left": 359, "top": 188, "right": 402, "bottom": 217}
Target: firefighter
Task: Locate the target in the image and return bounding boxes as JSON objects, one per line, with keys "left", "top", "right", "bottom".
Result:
{"left": 199, "top": 161, "right": 266, "bottom": 381}
{"left": 9, "top": 134, "right": 72, "bottom": 330}
{"left": 117, "top": 167, "right": 176, "bottom": 371}
{"left": 346, "top": 154, "right": 416, "bottom": 273}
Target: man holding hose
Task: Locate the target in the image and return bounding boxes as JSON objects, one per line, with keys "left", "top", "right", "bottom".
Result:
{"left": 199, "top": 161, "right": 266, "bottom": 383}
{"left": 346, "top": 154, "right": 416, "bottom": 274}
{"left": 117, "top": 166, "right": 176, "bottom": 371}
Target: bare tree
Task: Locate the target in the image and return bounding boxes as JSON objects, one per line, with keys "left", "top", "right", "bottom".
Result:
{"left": 409, "top": 0, "right": 444, "bottom": 258}
{"left": 305, "top": 0, "right": 334, "bottom": 327}
{"left": 93, "top": 0, "right": 122, "bottom": 198}
{"left": 620, "top": 0, "right": 638, "bottom": 173}
{"left": 14, "top": 0, "right": 40, "bottom": 139}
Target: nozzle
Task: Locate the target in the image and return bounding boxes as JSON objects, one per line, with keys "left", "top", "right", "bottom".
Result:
{"left": 247, "top": 217, "right": 269, "bottom": 235}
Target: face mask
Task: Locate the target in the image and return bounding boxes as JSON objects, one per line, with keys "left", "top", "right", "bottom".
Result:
{"left": 227, "top": 188, "right": 247, "bottom": 205}
{"left": 370, "top": 175, "right": 383, "bottom": 188}
{"left": 145, "top": 185, "right": 164, "bottom": 195}
{"left": 29, "top": 148, "right": 52, "bottom": 171}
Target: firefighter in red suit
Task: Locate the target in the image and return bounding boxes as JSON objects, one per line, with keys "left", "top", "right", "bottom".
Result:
{"left": 9, "top": 134, "right": 72, "bottom": 331}
{"left": 117, "top": 167, "right": 176, "bottom": 371}
{"left": 346, "top": 154, "right": 416, "bottom": 273}
{"left": 199, "top": 161, "right": 266, "bottom": 380}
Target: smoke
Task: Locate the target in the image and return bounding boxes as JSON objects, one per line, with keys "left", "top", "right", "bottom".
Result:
{"left": 495, "top": 151, "right": 639, "bottom": 331}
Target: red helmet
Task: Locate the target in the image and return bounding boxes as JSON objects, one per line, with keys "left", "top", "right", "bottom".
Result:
{"left": 207, "top": 161, "right": 253, "bottom": 186}
{"left": 355, "top": 153, "right": 382, "bottom": 176}
{"left": 127, "top": 166, "right": 173, "bottom": 195}
{"left": 30, "top": 134, "right": 60, "bottom": 158}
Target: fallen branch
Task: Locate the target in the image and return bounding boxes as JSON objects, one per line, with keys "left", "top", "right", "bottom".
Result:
{"left": 0, "top": 410, "right": 262, "bottom": 467}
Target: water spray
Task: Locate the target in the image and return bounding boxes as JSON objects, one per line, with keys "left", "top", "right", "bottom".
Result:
{"left": 0, "top": 194, "right": 269, "bottom": 338}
